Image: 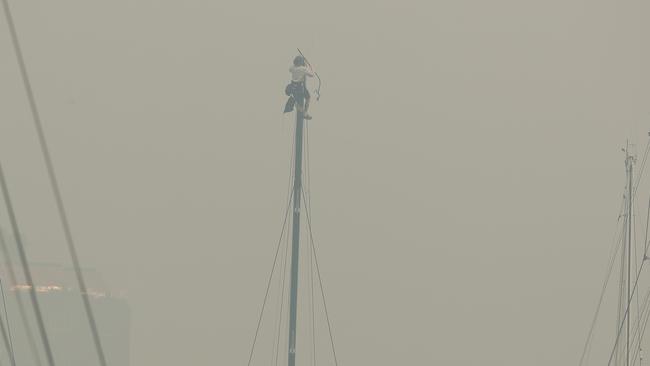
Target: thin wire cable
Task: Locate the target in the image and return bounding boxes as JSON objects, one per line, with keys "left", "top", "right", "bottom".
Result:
{"left": 0, "top": 279, "right": 16, "bottom": 366}
{"left": 0, "top": 163, "right": 55, "bottom": 366}
{"left": 630, "top": 186, "right": 650, "bottom": 364}
{"left": 302, "top": 189, "right": 339, "bottom": 366}
{"left": 634, "top": 200, "right": 642, "bottom": 363}
{"left": 644, "top": 198, "right": 650, "bottom": 256}
{"left": 630, "top": 288, "right": 650, "bottom": 364}
{"left": 0, "top": 2, "right": 108, "bottom": 365}
{"left": 633, "top": 290, "right": 650, "bottom": 363}
{"left": 304, "top": 124, "right": 317, "bottom": 366}
{"left": 579, "top": 197, "right": 627, "bottom": 366}
{"left": 617, "top": 210, "right": 627, "bottom": 366}
{"left": 247, "top": 191, "right": 294, "bottom": 366}
{"left": 633, "top": 140, "right": 650, "bottom": 198}
{"left": 272, "top": 222, "right": 291, "bottom": 366}
{"left": 0, "top": 307, "right": 14, "bottom": 366}
{"left": 607, "top": 250, "right": 649, "bottom": 366}
{"left": 601, "top": 146, "right": 650, "bottom": 366}
{"left": 0, "top": 226, "right": 43, "bottom": 366}
{"left": 628, "top": 293, "right": 647, "bottom": 365}
{"left": 630, "top": 280, "right": 650, "bottom": 364}
{"left": 250, "top": 115, "right": 298, "bottom": 366}
{"left": 309, "top": 228, "right": 316, "bottom": 366}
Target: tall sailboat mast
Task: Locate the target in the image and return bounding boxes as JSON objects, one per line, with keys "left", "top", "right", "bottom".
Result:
{"left": 288, "top": 108, "right": 306, "bottom": 366}
{"left": 625, "top": 146, "right": 634, "bottom": 366}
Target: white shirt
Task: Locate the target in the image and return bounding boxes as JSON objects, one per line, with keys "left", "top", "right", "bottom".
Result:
{"left": 289, "top": 65, "right": 314, "bottom": 82}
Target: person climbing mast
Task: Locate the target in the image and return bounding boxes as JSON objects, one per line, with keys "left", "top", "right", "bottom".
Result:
{"left": 285, "top": 55, "right": 314, "bottom": 120}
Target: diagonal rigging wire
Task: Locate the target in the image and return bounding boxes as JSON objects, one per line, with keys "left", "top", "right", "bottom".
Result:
{"left": 272, "top": 219, "right": 291, "bottom": 366}
{"left": 633, "top": 140, "right": 650, "bottom": 199}
{"left": 607, "top": 205, "right": 650, "bottom": 366}
{"left": 0, "top": 1, "right": 108, "bottom": 365}
{"left": 247, "top": 123, "right": 297, "bottom": 366}
{"left": 580, "top": 141, "right": 650, "bottom": 366}
{"left": 629, "top": 284, "right": 650, "bottom": 364}
{"left": 630, "top": 198, "right": 650, "bottom": 364}
{"left": 578, "top": 197, "right": 626, "bottom": 366}
{"left": 633, "top": 284, "right": 650, "bottom": 363}
{"left": 304, "top": 123, "right": 317, "bottom": 366}
{"left": 302, "top": 188, "right": 339, "bottom": 366}
{"left": 628, "top": 264, "right": 650, "bottom": 365}
{"left": 0, "top": 226, "right": 43, "bottom": 366}
{"left": 271, "top": 117, "right": 298, "bottom": 366}
{"left": 606, "top": 149, "right": 650, "bottom": 366}
{"left": 0, "top": 163, "right": 56, "bottom": 366}
{"left": 607, "top": 254, "right": 647, "bottom": 366}
{"left": 0, "top": 300, "right": 15, "bottom": 366}
{"left": 247, "top": 191, "right": 294, "bottom": 366}
{"left": 0, "top": 278, "right": 16, "bottom": 366}
{"left": 633, "top": 199, "right": 642, "bottom": 362}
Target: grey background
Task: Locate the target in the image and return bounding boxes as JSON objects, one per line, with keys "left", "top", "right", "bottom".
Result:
{"left": 1, "top": 0, "right": 649, "bottom": 365}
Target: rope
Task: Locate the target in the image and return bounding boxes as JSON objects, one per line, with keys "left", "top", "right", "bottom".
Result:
{"left": 0, "top": 278, "right": 16, "bottom": 366}
{"left": 0, "top": 305, "right": 14, "bottom": 366}
{"left": 633, "top": 289, "right": 650, "bottom": 363}
{"left": 272, "top": 224, "right": 291, "bottom": 366}
{"left": 0, "top": 1, "right": 108, "bottom": 365}
{"left": 0, "top": 226, "right": 43, "bottom": 366}
{"left": 302, "top": 188, "right": 339, "bottom": 366}
{"left": 607, "top": 247, "right": 649, "bottom": 366}
{"left": 246, "top": 189, "right": 294, "bottom": 366}
{"left": 634, "top": 199, "right": 642, "bottom": 364}
{"left": 304, "top": 123, "right": 317, "bottom": 366}
{"left": 0, "top": 162, "right": 56, "bottom": 366}
{"left": 630, "top": 288, "right": 650, "bottom": 364}
{"left": 248, "top": 117, "right": 298, "bottom": 366}
{"left": 578, "top": 197, "right": 627, "bottom": 366}
{"left": 633, "top": 139, "right": 650, "bottom": 199}
{"left": 581, "top": 141, "right": 650, "bottom": 365}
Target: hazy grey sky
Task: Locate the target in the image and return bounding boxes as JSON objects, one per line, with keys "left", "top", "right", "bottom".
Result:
{"left": 1, "top": 0, "right": 650, "bottom": 365}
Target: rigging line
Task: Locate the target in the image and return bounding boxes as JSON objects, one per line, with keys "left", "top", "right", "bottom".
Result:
{"left": 0, "top": 279, "right": 16, "bottom": 366}
{"left": 0, "top": 163, "right": 55, "bottom": 366}
{"left": 0, "top": 226, "right": 44, "bottom": 366}
{"left": 273, "top": 219, "right": 292, "bottom": 366}
{"left": 0, "top": 1, "right": 108, "bottom": 365}
{"left": 629, "top": 288, "right": 650, "bottom": 363}
{"left": 301, "top": 189, "right": 339, "bottom": 366}
{"left": 634, "top": 200, "right": 642, "bottom": 362}
{"left": 616, "top": 209, "right": 628, "bottom": 366}
{"left": 310, "top": 222, "right": 316, "bottom": 366}
{"left": 272, "top": 115, "right": 298, "bottom": 366}
{"left": 247, "top": 186, "right": 294, "bottom": 366}
{"left": 630, "top": 284, "right": 650, "bottom": 364}
{"left": 644, "top": 198, "right": 650, "bottom": 257}
{"left": 633, "top": 139, "right": 650, "bottom": 199}
{"left": 579, "top": 198, "right": 627, "bottom": 366}
{"left": 607, "top": 247, "right": 649, "bottom": 366}
{"left": 0, "top": 304, "right": 14, "bottom": 366}
{"left": 270, "top": 234, "right": 283, "bottom": 366}
{"left": 304, "top": 124, "right": 317, "bottom": 366}
{"left": 633, "top": 289, "right": 650, "bottom": 363}
{"left": 633, "top": 200, "right": 650, "bottom": 363}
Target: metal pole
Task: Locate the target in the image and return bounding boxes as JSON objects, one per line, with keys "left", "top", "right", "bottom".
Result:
{"left": 627, "top": 150, "right": 633, "bottom": 366}
{"left": 288, "top": 108, "right": 305, "bottom": 366}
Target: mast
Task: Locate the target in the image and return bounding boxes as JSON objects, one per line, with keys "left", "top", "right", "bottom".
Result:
{"left": 288, "top": 107, "right": 305, "bottom": 366}
{"left": 625, "top": 146, "right": 634, "bottom": 366}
